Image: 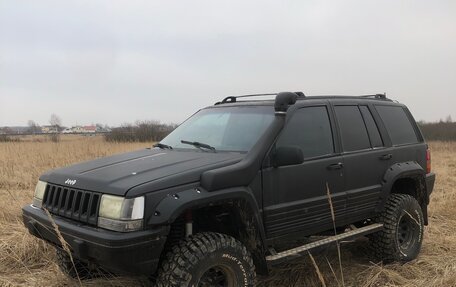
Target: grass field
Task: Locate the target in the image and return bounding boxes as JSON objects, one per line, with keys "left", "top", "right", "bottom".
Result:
{"left": 0, "top": 136, "right": 454, "bottom": 286}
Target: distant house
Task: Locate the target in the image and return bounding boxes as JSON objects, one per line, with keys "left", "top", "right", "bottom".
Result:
{"left": 62, "top": 125, "right": 97, "bottom": 134}
{"left": 82, "top": 125, "right": 96, "bottom": 133}
{"left": 71, "top": 126, "right": 83, "bottom": 133}
{"left": 41, "top": 126, "right": 58, "bottom": 133}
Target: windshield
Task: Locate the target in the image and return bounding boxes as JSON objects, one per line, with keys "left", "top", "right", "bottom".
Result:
{"left": 160, "top": 106, "right": 275, "bottom": 152}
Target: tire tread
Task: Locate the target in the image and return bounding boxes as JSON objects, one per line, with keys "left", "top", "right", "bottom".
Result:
{"left": 156, "top": 232, "right": 256, "bottom": 287}
{"left": 369, "top": 193, "right": 423, "bottom": 262}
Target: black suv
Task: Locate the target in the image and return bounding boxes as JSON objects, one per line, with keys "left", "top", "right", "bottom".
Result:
{"left": 23, "top": 92, "right": 435, "bottom": 286}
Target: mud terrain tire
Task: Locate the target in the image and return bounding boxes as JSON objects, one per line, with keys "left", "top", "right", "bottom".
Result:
{"left": 156, "top": 232, "right": 256, "bottom": 287}
{"left": 369, "top": 194, "right": 424, "bottom": 263}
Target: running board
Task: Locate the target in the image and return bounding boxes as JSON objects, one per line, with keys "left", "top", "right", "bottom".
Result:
{"left": 266, "top": 223, "right": 383, "bottom": 262}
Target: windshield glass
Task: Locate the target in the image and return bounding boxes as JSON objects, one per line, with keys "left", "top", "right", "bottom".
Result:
{"left": 160, "top": 106, "right": 274, "bottom": 152}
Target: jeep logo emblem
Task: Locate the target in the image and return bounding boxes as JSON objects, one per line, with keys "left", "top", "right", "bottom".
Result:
{"left": 65, "top": 179, "right": 77, "bottom": 185}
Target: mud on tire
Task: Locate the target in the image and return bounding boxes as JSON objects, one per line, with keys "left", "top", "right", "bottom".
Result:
{"left": 369, "top": 193, "right": 424, "bottom": 263}
{"left": 156, "top": 232, "right": 256, "bottom": 287}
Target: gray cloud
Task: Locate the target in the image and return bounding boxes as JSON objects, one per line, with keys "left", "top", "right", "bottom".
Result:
{"left": 1, "top": 0, "right": 455, "bottom": 126}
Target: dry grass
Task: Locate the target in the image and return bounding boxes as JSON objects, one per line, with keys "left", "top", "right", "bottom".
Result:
{"left": 0, "top": 136, "right": 454, "bottom": 286}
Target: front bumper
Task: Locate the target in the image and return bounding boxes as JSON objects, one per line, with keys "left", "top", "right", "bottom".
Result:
{"left": 22, "top": 204, "right": 168, "bottom": 276}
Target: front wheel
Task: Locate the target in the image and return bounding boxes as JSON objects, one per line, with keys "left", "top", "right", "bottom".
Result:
{"left": 55, "top": 248, "right": 92, "bottom": 279}
{"left": 369, "top": 194, "right": 424, "bottom": 263}
{"left": 156, "top": 232, "right": 256, "bottom": 287}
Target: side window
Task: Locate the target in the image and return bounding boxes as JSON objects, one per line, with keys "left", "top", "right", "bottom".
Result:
{"left": 334, "top": 105, "right": 370, "bottom": 152}
{"left": 359, "top": 106, "right": 383, "bottom": 148}
{"left": 375, "top": 105, "right": 419, "bottom": 145}
{"left": 276, "top": 106, "right": 334, "bottom": 158}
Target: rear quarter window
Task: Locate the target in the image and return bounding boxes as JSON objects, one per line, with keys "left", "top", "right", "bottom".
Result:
{"left": 359, "top": 106, "right": 383, "bottom": 148}
{"left": 375, "top": 105, "right": 419, "bottom": 145}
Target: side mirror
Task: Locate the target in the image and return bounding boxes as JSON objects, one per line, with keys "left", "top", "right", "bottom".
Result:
{"left": 273, "top": 146, "right": 304, "bottom": 168}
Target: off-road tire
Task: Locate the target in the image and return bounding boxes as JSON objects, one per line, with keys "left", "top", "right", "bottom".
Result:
{"left": 156, "top": 232, "right": 256, "bottom": 287}
{"left": 55, "top": 248, "right": 92, "bottom": 280}
{"left": 369, "top": 194, "right": 424, "bottom": 263}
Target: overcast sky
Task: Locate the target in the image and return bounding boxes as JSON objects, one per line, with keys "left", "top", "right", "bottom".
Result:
{"left": 0, "top": 0, "right": 455, "bottom": 127}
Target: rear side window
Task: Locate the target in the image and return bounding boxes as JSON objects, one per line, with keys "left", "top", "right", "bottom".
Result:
{"left": 375, "top": 105, "right": 419, "bottom": 145}
{"left": 359, "top": 106, "right": 383, "bottom": 148}
{"left": 334, "top": 106, "right": 370, "bottom": 152}
{"left": 276, "top": 106, "right": 334, "bottom": 158}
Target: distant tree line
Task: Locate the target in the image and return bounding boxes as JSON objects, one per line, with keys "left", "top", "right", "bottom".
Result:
{"left": 104, "top": 120, "right": 177, "bottom": 142}
{"left": 3, "top": 116, "right": 455, "bottom": 143}
{"left": 103, "top": 119, "right": 455, "bottom": 143}
{"left": 0, "top": 135, "right": 20, "bottom": 142}
{"left": 418, "top": 121, "right": 456, "bottom": 141}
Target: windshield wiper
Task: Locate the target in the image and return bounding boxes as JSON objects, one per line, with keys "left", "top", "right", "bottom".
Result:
{"left": 153, "top": 143, "right": 173, "bottom": 150}
{"left": 180, "top": 140, "right": 216, "bottom": 152}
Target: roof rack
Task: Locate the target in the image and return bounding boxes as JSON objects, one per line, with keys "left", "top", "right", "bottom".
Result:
{"left": 359, "top": 93, "right": 387, "bottom": 99}
{"left": 215, "top": 92, "right": 305, "bottom": 105}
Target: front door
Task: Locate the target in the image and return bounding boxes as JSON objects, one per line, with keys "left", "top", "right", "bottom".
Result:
{"left": 262, "top": 105, "right": 345, "bottom": 241}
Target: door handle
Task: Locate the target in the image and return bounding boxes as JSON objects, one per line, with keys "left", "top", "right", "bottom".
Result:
{"left": 327, "top": 162, "right": 344, "bottom": 170}
{"left": 379, "top": 154, "right": 392, "bottom": 160}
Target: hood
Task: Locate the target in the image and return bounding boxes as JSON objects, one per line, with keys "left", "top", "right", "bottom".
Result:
{"left": 40, "top": 148, "right": 244, "bottom": 196}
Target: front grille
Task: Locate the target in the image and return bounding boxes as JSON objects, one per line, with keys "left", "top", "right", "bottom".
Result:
{"left": 42, "top": 183, "right": 101, "bottom": 225}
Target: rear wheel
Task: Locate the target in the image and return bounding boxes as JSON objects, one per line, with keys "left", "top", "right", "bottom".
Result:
{"left": 156, "top": 232, "right": 256, "bottom": 287}
{"left": 369, "top": 194, "right": 424, "bottom": 262}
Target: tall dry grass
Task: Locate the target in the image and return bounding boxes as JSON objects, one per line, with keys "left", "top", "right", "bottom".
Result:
{"left": 0, "top": 136, "right": 454, "bottom": 286}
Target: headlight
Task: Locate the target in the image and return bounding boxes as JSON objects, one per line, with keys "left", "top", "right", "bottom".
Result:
{"left": 98, "top": 195, "right": 144, "bottom": 232}
{"left": 32, "top": 180, "right": 47, "bottom": 208}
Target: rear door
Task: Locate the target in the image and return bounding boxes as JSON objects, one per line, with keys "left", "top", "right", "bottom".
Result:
{"left": 333, "top": 103, "right": 388, "bottom": 222}
{"left": 262, "top": 104, "right": 345, "bottom": 240}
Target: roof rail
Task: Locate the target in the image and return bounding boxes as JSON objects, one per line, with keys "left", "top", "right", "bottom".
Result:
{"left": 359, "top": 93, "right": 387, "bottom": 100}
{"left": 215, "top": 92, "right": 305, "bottom": 105}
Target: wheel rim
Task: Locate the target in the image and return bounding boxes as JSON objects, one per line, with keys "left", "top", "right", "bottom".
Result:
{"left": 197, "top": 264, "right": 236, "bottom": 287}
{"left": 397, "top": 213, "right": 419, "bottom": 252}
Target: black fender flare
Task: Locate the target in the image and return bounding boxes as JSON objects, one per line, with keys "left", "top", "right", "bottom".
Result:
{"left": 147, "top": 186, "right": 268, "bottom": 269}
{"left": 148, "top": 187, "right": 263, "bottom": 228}
{"left": 380, "top": 161, "right": 428, "bottom": 222}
